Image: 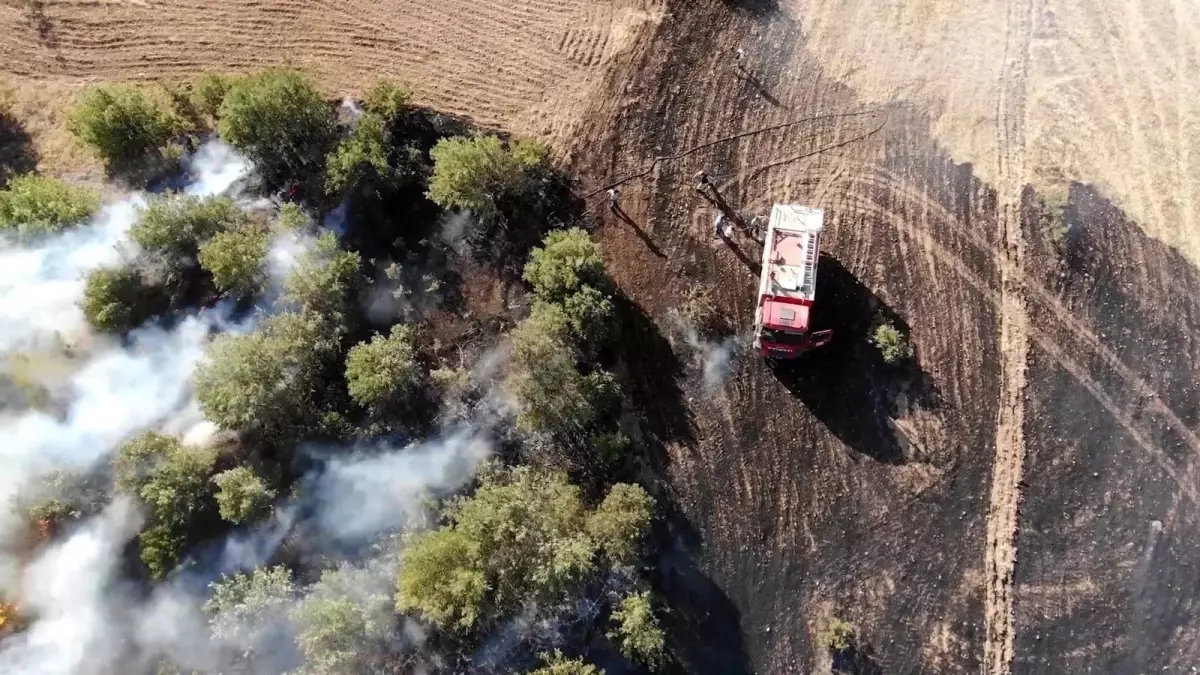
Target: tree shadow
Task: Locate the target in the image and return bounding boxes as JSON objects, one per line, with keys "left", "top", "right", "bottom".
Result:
{"left": 770, "top": 254, "right": 940, "bottom": 464}
{"left": 831, "top": 642, "right": 884, "bottom": 675}
{"left": 720, "top": 0, "right": 779, "bottom": 17}
{"left": 611, "top": 203, "right": 666, "bottom": 259}
{"left": 0, "top": 105, "right": 37, "bottom": 186}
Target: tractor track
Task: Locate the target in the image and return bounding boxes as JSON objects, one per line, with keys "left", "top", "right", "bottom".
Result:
{"left": 983, "top": 1, "right": 1035, "bottom": 674}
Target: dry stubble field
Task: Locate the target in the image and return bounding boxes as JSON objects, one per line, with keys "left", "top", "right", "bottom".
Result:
{"left": 4, "top": 0, "right": 1200, "bottom": 673}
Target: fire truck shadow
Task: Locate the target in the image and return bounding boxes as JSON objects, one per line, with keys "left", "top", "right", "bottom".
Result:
{"left": 771, "top": 254, "right": 941, "bottom": 464}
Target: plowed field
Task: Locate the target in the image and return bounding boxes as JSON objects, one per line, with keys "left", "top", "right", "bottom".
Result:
{"left": 4, "top": 1, "right": 1200, "bottom": 674}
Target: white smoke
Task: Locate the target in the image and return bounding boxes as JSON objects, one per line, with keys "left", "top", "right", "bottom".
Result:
{"left": 311, "top": 430, "right": 493, "bottom": 545}
{"left": 670, "top": 312, "right": 742, "bottom": 393}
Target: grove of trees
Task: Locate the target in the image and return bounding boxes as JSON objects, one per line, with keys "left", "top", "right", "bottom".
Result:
{"left": 3, "top": 69, "right": 676, "bottom": 675}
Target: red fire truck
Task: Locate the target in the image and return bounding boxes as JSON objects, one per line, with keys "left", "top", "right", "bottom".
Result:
{"left": 753, "top": 204, "right": 833, "bottom": 358}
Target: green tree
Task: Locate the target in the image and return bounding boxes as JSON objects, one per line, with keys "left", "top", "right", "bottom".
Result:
{"left": 205, "top": 565, "right": 295, "bottom": 644}
{"left": 529, "top": 651, "right": 604, "bottom": 675}
{"left": 0, "top": 174, "right": 99, "bottom": 237}
{"left": 523, "top": 228, "right": 607, "bottom": 303}
{"left": 511, "top": 305, "right": 618, "bottom": 438}
{"left": 198, "top": 226, "right": 270, "bottom": 298}
{"left": 362, "top": 80, "right": 411, "bottom": 121}
{"left": 112, "top": 432, "right": 217, "bottom": 578}
{"left": 426, "top": 134, "right": 549, "bottom": 217}
{"left": 212, "top": 467, "right": 275, "bottom": 524}
{"left": 80, "top": 265, "right": 154, "bottom": 333}
{"left": 194, "top": 312, "right": 337, "bottom": 433}
{"left": 217, "top": 70, "right": 336, "bottom": 187}
{"left": 869, "top": 319, "right": 913, "bottom": 365}
{"left": 191, "top": 73, "right": 243, "bottom": 120}
{"left": 395, "top": 528, "right": 487, "bottom": 631}
{"left": 68, "top": 84, "right": 178, "bottom": 172}
{"left": 283, "top": 232, "right": 361, "bottom": 325}
{"left": 291, "top": 565, "right": 397, "bottom": 675}
{"left": 344, "top": 324, "right": 419, "bottom": 411}
{"left": 587, "top": 483, "right": 655, "bottom": 566}
{"left": 133, "top": 195, "right": 243, "bottom": 262}
{"left": 608, "top": 592, "right": 665, "bottom": 667}
{"left": 396, "top": 467, "right": 598, "bottom": 631}
{"left": 324, "top": 113, "right": 394, "bottom": 197}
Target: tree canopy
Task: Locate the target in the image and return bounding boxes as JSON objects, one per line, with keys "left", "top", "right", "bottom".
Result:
{"left": 217, "top": 70, "right": 337, "bottom": 188}
{"left": 344, "top": 324, "right": 420, "bottom": 412}
{"left": 290, "top": 565, "right": 397, "bottom": 675}
{"left": 68, "top": 84, "right": 178, "bottom": 173}
{"left": 0, "top": 174, "right": 99, "bottom": 237}
{"left": 132, "top": 195, "right": 242, "bottom": 261}
{"left": 587, "top": 483, "right": 655, "bottom": 566}
{"left": 529, "top": 651, "right": 605, "bottom": 675}
{"left": 426, "top": 135, "right": 549, "bottom": 218}
{"left": 212, "top": 466, "right": 275, "bottom": 524}
{"left": 282, "top": 232, "right": 362, "bottom": 327}
{"left": 80, "top": 265, "right": 154, "bottom": 333}
{"left": 194, "top": 312, "right": 337, "bottom": 434}
{"left": 396, "top": 468, "right": 652, "bottom": 632}
{"left": 198, "top": 226, "right": 270, "bottom": 298}
{"left": 607, "top": 591, "right": 665, "bottom": 667}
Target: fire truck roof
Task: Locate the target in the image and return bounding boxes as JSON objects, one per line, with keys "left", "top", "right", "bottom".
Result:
{"left": 758, "top": 204, "right": 824, "bottom": 308}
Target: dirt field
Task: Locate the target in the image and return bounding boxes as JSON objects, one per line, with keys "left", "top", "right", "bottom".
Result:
{"left": 4, "top": 0, "right": 1200, "bottom": 673}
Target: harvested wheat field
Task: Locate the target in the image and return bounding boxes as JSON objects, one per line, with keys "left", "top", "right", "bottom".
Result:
{"left": 4, "top": 0, "right": 1200, "bottom": 673}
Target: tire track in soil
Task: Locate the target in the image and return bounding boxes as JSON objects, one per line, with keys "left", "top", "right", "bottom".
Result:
{"left": 984, "top": 1, "right": 1035, "bottom": 674}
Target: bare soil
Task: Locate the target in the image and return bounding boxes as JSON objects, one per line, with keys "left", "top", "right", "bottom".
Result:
{"left": 4, "top": 1, "right": 1200, "bottom": 674}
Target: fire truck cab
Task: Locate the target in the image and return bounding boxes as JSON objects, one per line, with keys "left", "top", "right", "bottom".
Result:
{"left": 753, "top": 204, "right": 833, "bottom": 359}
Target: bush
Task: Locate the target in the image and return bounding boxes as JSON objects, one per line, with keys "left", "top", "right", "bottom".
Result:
{"left": 113, "top": 431, "right": 179, "bottom": 495}
{"left": 68, "top": 84, "right": 178, "bottom": 172}
{"left": 344, "top": 324, "right": 419, "bottom": 411}
{"left": 1037, "top": 193, "right": 1068, "bottom": 250}
{"left": 680, "top": 286, "right": 725, "bottom": 338}
{"left": 0, "top": 174, "right": 99, "bottom": 237}
{"left": 869, "top": 320, "right": 913, "bottom": 365}
{"left": 427, "top": 134, "right": 549, "bottom": 217}
{"left": 522, "top": 228, "right": 608, "bottom": 303}
{"left": 194, "top": 312, "right": 337, "bottom": 433}
{"left": 530, "top": 651, "right": 604, "bottom": 675}
{"left": 217, "top": 70, "right": 337, "bottom": 188}
{"left": 198, "top": 226, "right": 270, "bottom": 298}
{"left": 396, "top": 467, "right": 604, "bottom": 630}
{"left": 819, "top": 617, "right": 857, "bottom": 653}
{"left": 133, "top": 195, "right": 243, "bottom": 260}
{"left": 363, "top": 80, "right": 411, "bottom": 121}
{"left": 283, "top": 232, "right": 362, "bottom": 326}
{"left": 608, "top": 592, "right": 665, "bottom": 667}
{"left": 587, "top": 483, "right": 655, "bottom": 565}
{"left": 212, "top": 467, "right": 275, "bottom": 524}
{"left": 80, "top": 266, "right": 153, "bottom": 333}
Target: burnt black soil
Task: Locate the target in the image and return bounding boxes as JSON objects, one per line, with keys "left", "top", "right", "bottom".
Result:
{"left": 570, "top": 1, "right": 1200, "bottom": 674}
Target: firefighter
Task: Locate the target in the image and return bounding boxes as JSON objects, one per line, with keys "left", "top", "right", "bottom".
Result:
{"left": 606, "top": 186, "right": 621, "bottom": 209}
{"left": 714, "top": 213, "right": 726, "bottom": 238}
{"left": 735, "top": 47, "right": 746, "bottom": 68}
{"left": 694, "top": 170, "right": 710, "bottom": 193}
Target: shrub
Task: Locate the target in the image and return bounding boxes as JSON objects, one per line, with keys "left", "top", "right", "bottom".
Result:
{"left": 0, "top": 174, "right": 99, "bottom": 237}
{"left": 1037, "top": 193, "right": 1068, "bottom": 250}
{"left": 869, "top": 320, "right": 913, "bottom": 365}
{"left": 198, "top": 226, "right": 270, "bottom": 298}
{"left": 113, "top": 431, "right": 179, "bottom": 495}
{"left": 344, "top": 324, "right": 419, "bottom": 411}
{"left": 818, "top": 616, "right": 857, "bottom": 653}
{"left": 522, "top": 228, "right": 607, "bottom": 303}
{"left": 587, "top": 483, "right": 655, "bottom": 565}
{"left": 80, "top": 266, "right": 153, "bottom": 333}
{"left": 363, "top": 80, "right": 411, "bottom": 121}
{"left": 68, "top": 84, "right": 178, "bottom": 172}
{"left": 395, "top": 528, "right": 487, "bottom": 631}
{"left": 282, "top": 232, "right": 362, "bottom": 325}
{"left": 194, "top": 312, "right": 337, "bottom": 433}
{"left": 212, "top": 467, "right": 275, "bottom": 524}
{"left": 608, "top": 592, "right": 665, "bottom": 667}
{"left": 427, "top": 134, "right": 549, "bottom": 217}
{"left": 530, "top": 651, "right": 604, "bottom": 675}
{"left": 217, "top": 70, "right": 337, "bottom": 187}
